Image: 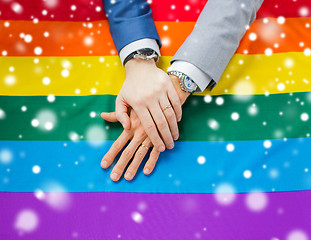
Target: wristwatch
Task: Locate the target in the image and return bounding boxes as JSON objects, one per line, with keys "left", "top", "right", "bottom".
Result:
{"left": 123, "top": 48, "right": 159, "bottom": 66}
{"left": 168, "top": 71, "right": 198, "bottom": 94}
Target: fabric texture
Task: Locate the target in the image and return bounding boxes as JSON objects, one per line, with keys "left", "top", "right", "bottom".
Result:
{"left": 103, "top": 0, "right": 161, "bottom": 53}
{"left": 0, "top": 0, "right": 311, "bottom": 239}
{"left": 172, "top": 0, "right": 264, "bottom": 86}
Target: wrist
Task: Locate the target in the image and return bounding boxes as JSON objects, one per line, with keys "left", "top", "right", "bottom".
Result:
{"left": 169, "top": 75, "right": 190, "bottom": 105}
{"left": 125, "top": 58, "right": 156, "bottom": 72}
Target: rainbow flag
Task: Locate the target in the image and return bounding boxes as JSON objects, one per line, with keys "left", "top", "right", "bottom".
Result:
{"left": 1, "top": 0, "right": 311, "bottom": 239}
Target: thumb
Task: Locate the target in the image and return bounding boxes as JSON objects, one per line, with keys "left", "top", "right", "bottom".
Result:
{"left": 100, "top": 112, "right": 118, "bottom": 122}
{"left": 116, "top": 97, "right": 131, "bottom": 130}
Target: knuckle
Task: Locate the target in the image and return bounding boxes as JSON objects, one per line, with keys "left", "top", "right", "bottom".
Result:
{"left": 131, "top": 118, "right": 140, "bottom": 129}
{"left": 145, "top": 94, "right": 153, "bottom": 101}
{"left": 127, "top": 167, "right": 136, "bottom": 175}
{"left": 136, "top": 150, "right": 145, "bottom": 159}
{"left": 122, "top": 149, "right": 132, "bottom": 158}
{"left": 165, "top": 110, "right": 175, "bottom": 119}
{"left": 154, "top": 141, "right": 163, "bottom": 149}
{"left": 131, "top": 122, "right": 139, "bottom": 130}
{"left": 154, "top": 87, "right": 162, "bottom": 95}
{"left": 112, "top": 142, "right": 121, "bottom": 150}
{"left": 134, "top": 98, "right": 143, "bottom": 107}
{"left": 173, "top": 99, "right": 181, "bottom": 108}
{"left": 113, "top": 166, "right": 123, "bottom": 174}
{"left": 159, "top": 77, "right": 166, "bottom": 86}
{"left": 104, "top": 152, "right": 115, "bottom": 162}
{"left": 145, "top": 123, "right": 154, "bottom": 132}
{"left": 158, "top": 120, "right": 167, "bottom": 128}
{"left": 103, "top": 153, "right": 112, "bottom": 161}
{"left": 136, "top": 130, "right": 146, "bottom": 139}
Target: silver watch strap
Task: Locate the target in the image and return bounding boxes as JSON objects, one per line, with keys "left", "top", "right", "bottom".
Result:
{"left": 168, "top": 71, "right": 197, "bottom": 94}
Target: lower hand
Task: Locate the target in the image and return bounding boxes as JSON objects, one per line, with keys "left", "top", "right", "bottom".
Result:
{"left": 101, "top": 109, "right": 160, "bottom": 181}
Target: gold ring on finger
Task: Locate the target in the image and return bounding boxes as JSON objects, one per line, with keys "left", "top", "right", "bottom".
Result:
{"left": 161, "top": 104, "right": 172, "bottom": 112}
{"left": 140, "top": 144, "right": 149, "bottom": 150}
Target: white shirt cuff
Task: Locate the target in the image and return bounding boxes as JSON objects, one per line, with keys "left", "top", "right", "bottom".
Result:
{"left": 119, "top": 39, "right": 161, "bottom": 65}
{"left": 167, "top": 61, "right": 213, "bottom": 93}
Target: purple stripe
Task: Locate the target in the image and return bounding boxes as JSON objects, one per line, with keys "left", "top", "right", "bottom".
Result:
{"left": 0, "top": 191, "right": 310, "bottom": 240}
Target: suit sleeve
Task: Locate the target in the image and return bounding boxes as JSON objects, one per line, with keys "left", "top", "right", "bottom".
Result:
{"left": 171, "top": 0, "right": 264, "bottom": 86}
{"left": 103, "top": 0, "right": 161, "bottom": 54}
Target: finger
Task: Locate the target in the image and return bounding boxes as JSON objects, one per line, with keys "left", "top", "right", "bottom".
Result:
{"left": 160, "top": 100, "right": 179, "bottom": 141}
{"left": 124, "top": 138, "right": 151, "bottom": 181}
{"left": 143, "top": 147, "right": 160, "bottom": 175}
{"left": 148, "top": 101, "right": 174, "bottom": 149}
{"left": 134, "top": 107, "right": 165, "bottom": 152}
{"left": 167, "top": 83, "right": 182, "bottom": 122}
{"left": 100, "top": 112, "right": 117, "bottom": 122}
{"left": 116, "top": 96, "right": 131, "bottom": 130}
{"left": 101, "top": 130, "right": 132, "bottom": 169}
{"left": 110, "top": 136, "right": 142, "bottom": 181}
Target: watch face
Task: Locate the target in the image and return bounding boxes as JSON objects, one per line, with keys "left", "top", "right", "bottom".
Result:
{"left": 137, "top": 48, "right": 155, "bottom": 56}
{"left": 184, "top": 76, "right": 196, "bottom": 90}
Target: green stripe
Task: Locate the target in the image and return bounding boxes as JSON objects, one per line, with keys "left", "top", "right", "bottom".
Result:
{"left": 0, "top": 93, "right": 310, "bottom": 141}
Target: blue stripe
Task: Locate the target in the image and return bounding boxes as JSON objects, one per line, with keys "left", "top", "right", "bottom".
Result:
{"left": 0, "top": 138, "right": 310, "bottom": 193}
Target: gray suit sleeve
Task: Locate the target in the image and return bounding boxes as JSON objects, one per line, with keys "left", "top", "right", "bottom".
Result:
{"left": 171, "top": 0, "right": 264, "bottom": 85}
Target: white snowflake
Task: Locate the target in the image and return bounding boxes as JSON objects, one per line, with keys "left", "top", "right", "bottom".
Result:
{"left": 15, "top": 209, "right": 39, "bottom": 233}
{"left": 245, "top": 192, "right": 268, "bottom": 212}
{"left": 197, "top": 156, "right": 206, "bottom": 165}
{"left": 32, "top": 165, "right": 41, "bottom": 174}
{"left": 243, "top": 170, "right": 252, "bottom": 179}
{"left": 131, "top": 212, "right": 143, "bottom": 223}
{"left": 249, "top": 33, "right": 257, "bottom": 41}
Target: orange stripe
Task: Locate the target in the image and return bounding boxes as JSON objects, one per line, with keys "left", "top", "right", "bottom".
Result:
{"left": 0, "top": 20, "right": 117, "bottom": 56}
{"left": 0, "top": 18, "right": 310, "bottom": 56}
{"left": 237, "top": 17, "right": 311, "bottom": 54}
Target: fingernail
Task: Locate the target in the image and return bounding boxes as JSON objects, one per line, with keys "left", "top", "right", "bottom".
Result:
{"left": 168, "top": 143, "right": 174, "bottom": 149}
{"left": 125, "top": 172, "right": 132, "bottom": 180}
{"left": 144, "top": 168, "right": 150, "bottom": 175}
{"left": 111, "top": 172, "right": 119, "bottom": 181}
{"left": 101, "top": 160, "right": 108, "bottom": 168}
{"left": 173, "top": 135, "right": 179, "bottom": 141}
{"left": 159, "top": 145, "right": 165, "bottom": 152}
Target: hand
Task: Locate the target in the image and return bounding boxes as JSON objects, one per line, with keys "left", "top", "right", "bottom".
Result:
{"left": 115, "top": 58, "right": 182, "bottom": 152}
{"left": 100, "top": 74, "right": 190, "bottom": 182}
{"left": 100, "top": 109, "right": 160, "bottom": 182}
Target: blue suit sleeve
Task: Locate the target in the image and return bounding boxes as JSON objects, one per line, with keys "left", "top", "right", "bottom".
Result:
{"left": 103, "top": 0, "right": 161, "bottom": 53}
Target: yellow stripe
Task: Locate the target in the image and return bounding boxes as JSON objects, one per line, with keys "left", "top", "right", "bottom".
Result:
{"left": 1, "top": 53, "right": 310, "bottom": 96}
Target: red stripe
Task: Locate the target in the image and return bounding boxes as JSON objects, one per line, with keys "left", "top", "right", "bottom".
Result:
{"left": 0, "top": 0, "right": 106, "bottom": 21}
{"left": 257, "top": 0, "right": 311, "bottom": 18}
{"left": 0, "top": 0, "right": 310, "bottom": 22}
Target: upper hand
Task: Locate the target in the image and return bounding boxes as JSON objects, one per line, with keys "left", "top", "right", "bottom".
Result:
{"left": 116, "top": 58, "right": 182, "bottom": 152}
